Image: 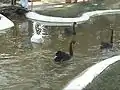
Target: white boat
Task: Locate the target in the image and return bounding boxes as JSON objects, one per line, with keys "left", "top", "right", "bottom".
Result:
{"left": 0, "top": 14, "right": 14, "bottom": 31}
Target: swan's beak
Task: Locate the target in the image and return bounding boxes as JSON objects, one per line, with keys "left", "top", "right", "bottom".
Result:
{"left": 54, "top": 55, "right": 57, "bottom": 59}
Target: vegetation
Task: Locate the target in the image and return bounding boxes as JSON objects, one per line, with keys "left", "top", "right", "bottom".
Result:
{"left": 37, "top": 2, "right": 106, "bottom": 17}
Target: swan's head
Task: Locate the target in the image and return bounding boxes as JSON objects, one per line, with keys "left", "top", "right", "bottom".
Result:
{"left": 73, "top": 22, "right": 76, "bottom": 26}
{"left": 33, "top": 22, "right": 43, "bottom": 35}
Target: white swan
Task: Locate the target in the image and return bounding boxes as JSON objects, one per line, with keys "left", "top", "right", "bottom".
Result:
{"left": 63, "top": 55, "right": 120, "bottom": 90}
{"left": 31, "top": 21, "right": 47, "bottom": 44}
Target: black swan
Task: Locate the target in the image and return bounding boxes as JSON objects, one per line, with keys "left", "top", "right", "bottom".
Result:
{"left": 72, "top": 22, "right": 77, "bottom": 35}
{"left": 54, "top": 40, "right": 76, "bottom": 62}
{"left": 100, "top": 28, "right": 113, "bottom": 49}
{"left": 64, "top": 22, "right": 76, "bottom": 36}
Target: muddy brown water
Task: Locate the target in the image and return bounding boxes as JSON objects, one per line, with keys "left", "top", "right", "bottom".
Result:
{"left": 1, "top": 14, "right": 120, "bottom": 90}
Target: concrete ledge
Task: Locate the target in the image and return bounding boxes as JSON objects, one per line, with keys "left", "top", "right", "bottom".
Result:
{"left": 63, "top": 55, "right": 120, "bottom": 90}
{"left": 0, "top": 14, "right": 14, "bottom": 30}
{"left": 26, "top": 9, "right": 120, "bottom": 26}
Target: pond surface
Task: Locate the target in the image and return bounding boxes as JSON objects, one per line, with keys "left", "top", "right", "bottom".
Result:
{"left": 1, "top": 12, "right": 120, "bottom": 90}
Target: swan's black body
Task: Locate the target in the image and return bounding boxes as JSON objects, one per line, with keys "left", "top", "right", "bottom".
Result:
{"left": 100, "top": 28, "right": 113, "bottom": 49}
{"left": 54, "top": 41, "right": 75, "bottom": 62}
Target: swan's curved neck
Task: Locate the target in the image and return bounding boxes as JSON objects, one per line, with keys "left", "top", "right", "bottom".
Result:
{"left": 69, "top": 42, "right": 73, "bottom": 56}
{"left": 72, "top": 22, "right": 76, "bottom": 35}
{"left": 110, "top": 29, "right": 113, "bottom": 44}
